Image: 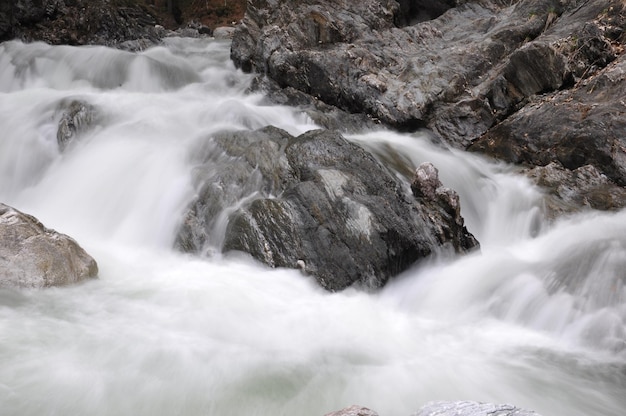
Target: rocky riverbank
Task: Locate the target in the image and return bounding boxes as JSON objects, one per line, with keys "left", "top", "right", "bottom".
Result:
{"left": 0, "top": 0, "right": 245, "bottom": 49}
{"left": 231, "top": 0, "right": 626, "bottom": 216}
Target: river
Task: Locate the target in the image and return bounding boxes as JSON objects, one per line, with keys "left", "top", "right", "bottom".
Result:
{"left": 0, "top": 37, "right": 624, "bottom": 416}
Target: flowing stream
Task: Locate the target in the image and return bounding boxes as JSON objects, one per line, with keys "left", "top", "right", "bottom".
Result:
{"left": 0, "top": 38, "right": 624, "bottom": 416}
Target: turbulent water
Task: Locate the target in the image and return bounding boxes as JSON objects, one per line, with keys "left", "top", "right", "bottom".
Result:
{"left": 0, "top": 38, "right": 625, "bottom": 416}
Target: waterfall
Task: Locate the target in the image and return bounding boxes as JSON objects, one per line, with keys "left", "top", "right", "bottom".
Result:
{"left": 0, "top": 38, "right": 624, "bottom": 416}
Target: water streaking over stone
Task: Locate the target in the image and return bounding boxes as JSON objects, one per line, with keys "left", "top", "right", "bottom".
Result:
{"left": 0, "top": 39, "right": 624, "bottom": 416}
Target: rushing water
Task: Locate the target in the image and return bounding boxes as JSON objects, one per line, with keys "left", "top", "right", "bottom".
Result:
{"left": 0, "top": 38, "right": 624, "bottom": 416}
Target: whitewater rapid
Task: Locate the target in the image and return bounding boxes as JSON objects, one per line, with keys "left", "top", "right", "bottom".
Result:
{"left": 0, "top": 38, "right": 624, "bottom": 416}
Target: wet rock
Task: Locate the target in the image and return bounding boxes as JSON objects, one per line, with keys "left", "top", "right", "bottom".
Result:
{"left": 177, "top": 127, "right": 478, "bottom": 291}
{"left": 231, "top": 0, "right": 567, "bottom": 143}
{"left": 56, "top": 99, "right": 99, "bottom": 151}
{"left": 0, "top": 203, "right": 98, "bottom": 289}
{"left": 325, "top": 406, "right": 379, "bottom": 416}
{"left": 470, "top": 52, "right": 626, "bottom": 187}
{"left": 524, "top": 162, "right": 626, "bottom": 216}
{"left": 413, "top": 401, "right": 542, "bottom": 416}
{"left": 231, "top": 0, "right": 626, "bottom": 159}
{"left": 0, "top": 0, "right": 164, "bottom": 47}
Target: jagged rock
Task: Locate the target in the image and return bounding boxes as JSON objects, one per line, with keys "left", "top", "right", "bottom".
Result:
{"left": 0, "top": 203, "right": 98, "bottom": 289}
{"left": 0, "top": 0, "right": 163, "bottom": 47}
{"left": 470, "top": 52, "right": 626, "bottom": 186}
{"left": 177, "top": 127, "right": 478, "bottom": 291}
{"left": 524, "top": 162, "right": 626, "bottom": 216}
{"left": 56, "top": 99, "right": 98, "bottom": 151}
{"left": 324, "top": 405, "right": 379, "bottom": 416}
{"left": 231, "top": 0, "right": 573, "bottom": 143}
{"left": 213, "top": 26, "right": 236, "bottom": 39}
{"left": 231, "top": 0, "right": 626, "bottom": 166}
{"left": 412, "top": 401, "right": 542, "bottom": 416}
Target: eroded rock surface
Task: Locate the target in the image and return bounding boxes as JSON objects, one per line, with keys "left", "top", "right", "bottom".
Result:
{"left": 0, "top": 0, "right": 163, "bottom": 48}
{"left": 0, "top": 203, "right": 98, "bottom": 289}
{"left": 177, "top": 127, "right": 477, "bottom": 291}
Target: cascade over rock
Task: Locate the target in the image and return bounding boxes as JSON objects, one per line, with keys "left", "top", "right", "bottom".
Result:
{"left": 176, "top": 127, "right": 477, "bottom": 291}
{"left": 0, "top": 203, "right": 98, "bottom": 289}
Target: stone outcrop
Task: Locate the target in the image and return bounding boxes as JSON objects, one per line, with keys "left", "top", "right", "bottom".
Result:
{"left": 176, "top": 127, "right": 477, "bottom": 291}
{"left": 470, "top": 51, "right": 626, "bottom": 186}
{"left": 0, "top": 0, "right": 163, "bottom": 48}
{"left": 231, "top": 0, "right": 626, "bottom": 216}
{"left": 0, "top": 203, "right": 98, "bottom": 289}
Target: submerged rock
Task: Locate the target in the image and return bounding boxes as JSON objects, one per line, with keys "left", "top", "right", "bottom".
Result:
{"left": 56, "top": 99, "right": 99, "bottom": 151}
{"left": 0, "top": 203, "right": 98, "bottom": 289}
{"left": 177, "top": 127, "right": 477, "bottom": 291}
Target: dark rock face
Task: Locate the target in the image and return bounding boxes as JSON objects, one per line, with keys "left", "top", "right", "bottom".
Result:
{"left": 0, "top": 0, "right": 163, "bottom": 48}
{"left": 471, "top": 53, "right": 626, "bottom": 186}
{"left": 231, "top": 0, "right": 626, "bottom": 217}
{"left": 177, "top": 127, "right": 477, "bottom": 291}
{"left": 0, "top": 203, "right": 98, "bottom": 289}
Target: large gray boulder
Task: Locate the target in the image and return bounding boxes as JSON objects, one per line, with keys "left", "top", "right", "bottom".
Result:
{"left": 176, "top": 127, "right": 477, "bottom": 291}
{"left": 324, "top": 406, "right": 379, "bottom": 416}
{"left": 0, "top": 203, "right": 98, "bottom": 289}
{"left": 471, "top": 52, "right": 626, "bottom": 186}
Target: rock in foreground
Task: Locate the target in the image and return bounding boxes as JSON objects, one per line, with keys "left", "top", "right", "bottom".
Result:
{"left": 325, "top": 402, "right": 542, "bottom": 416}
{"left": 413, "top": 401, "right": 542, "bottom": 416}
{"left": 0, "top": 204, "right": 98, "bottom": 289}
{"left": 177, "top": 127, "right": 478, "bottom": 291}
{"left": 325, "top": 406, "right": 379, "bottom": 416}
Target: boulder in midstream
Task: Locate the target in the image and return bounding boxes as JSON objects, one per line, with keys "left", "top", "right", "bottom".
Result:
{"left": 177, "top": 127, "right": 477, "bottom": 291}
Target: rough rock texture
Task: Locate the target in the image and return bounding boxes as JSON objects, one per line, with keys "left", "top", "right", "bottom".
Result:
{"left": 412, "top": 401, "right": 542, "bottom": 416}
{"left": 231, "top": 0, "right": 626, "bottom": 216}
{"left": 176, "top": 127, "right": 477, "bottom": 291}
{"left": 56, "top": 99, "right": 99, "bottom": 151}
{"left": 0, "top": 203, "right": 98, "bottom": 289}
{"left": 525, "top": 162, "right": 626, "bottom": 216}
{"left": 325, "top": 405, "right": 379, "bottom": 416}
{"left": 231, "top": 0, "right": 569, "bottom": 141}
{"left": 0, "top": 0, "right": 163, "bottom": 48}
{"left": 471, "top": 51, "right": 626, "bottom": 185}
